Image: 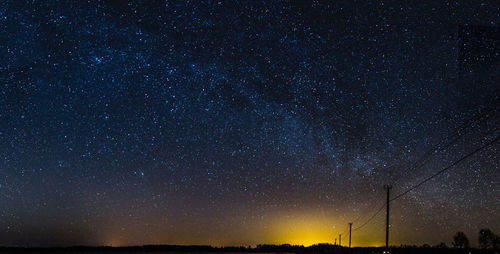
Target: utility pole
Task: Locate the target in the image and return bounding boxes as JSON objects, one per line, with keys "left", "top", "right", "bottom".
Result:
{"left": 384, "top": 184, "right": 392, "bottom": 249}
{"left": 348, "top": 222, "right": 352, "bottom": 248}
{"left": 339, "top": 234, "right": 341, "bottom": 246}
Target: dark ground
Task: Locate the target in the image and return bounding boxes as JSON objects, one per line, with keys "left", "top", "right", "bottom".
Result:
{"left": 0, "top": 244, "right": 498, "bottom": 254}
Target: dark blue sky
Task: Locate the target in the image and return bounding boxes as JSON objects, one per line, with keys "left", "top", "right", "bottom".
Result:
{"left": 0, "top": 0, "right": 499, "bottom": 247}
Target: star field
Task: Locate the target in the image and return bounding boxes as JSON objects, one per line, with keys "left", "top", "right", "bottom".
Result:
{"left": 0, "top": 0, "right": 499, "bottom": 248}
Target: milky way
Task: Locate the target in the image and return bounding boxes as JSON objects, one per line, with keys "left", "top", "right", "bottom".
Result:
{"left": 0, "top": 0, "right": 499, "bottom": 248}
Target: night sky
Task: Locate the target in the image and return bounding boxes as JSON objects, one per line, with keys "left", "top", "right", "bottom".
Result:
{"left": 1, "top": 0, "right": 499, "bottom": 248}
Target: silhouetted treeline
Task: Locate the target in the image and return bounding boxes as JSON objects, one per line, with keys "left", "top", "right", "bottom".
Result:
{"left": 478, "top": 229, "right": 500, "bottom": 250}
{"left": 1, "top": 229, "right": 500, "bottom": 254}
{"left": 1, "top": 243, "right": 499, "bottom": 254}
{"left": 451, "top": 228, "right": 500, "bottom": 251}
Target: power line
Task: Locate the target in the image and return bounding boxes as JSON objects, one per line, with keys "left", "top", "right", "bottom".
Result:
{"left": 340, "top": 224, "right": 350, "bottom": 236}
{"left": 390, "top": 134, "right": 500, "bottom": 202}
{"left": 336, "top": 104, "right": 499, "bottom": 238}
{"left": 351, "top": 210, "right": 366, "bottom": 224}
{"left": 392, "top": 105, "right": 498, "bottom": 185}
{"left": 350, "top": 199, "right": 384, "bottom": 225}
{"left": 349, "top": 129, "right": 500, "bottom": 235}
{"left": 348, "top": 129, "right": 499, "bottom": 232}
{"left": 346, "top": 106, "right": 498, "bottom": 230}
{"left": 352, "top": 202, "right": 385, "bottom": 231}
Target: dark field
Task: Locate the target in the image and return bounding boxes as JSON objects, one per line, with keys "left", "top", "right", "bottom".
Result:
{"left": 0, "top": 245, "right": 497, "bottom": 254}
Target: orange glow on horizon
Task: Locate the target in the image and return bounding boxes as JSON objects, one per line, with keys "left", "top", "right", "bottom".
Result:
{"left": 266, "top": 211, "right": 338, "bottom": 246}
{"left": 261, "top": 210, "right": 387, "bottom": 247}
{"left": 97, "top": 208, "right": 390, "bottom": 248}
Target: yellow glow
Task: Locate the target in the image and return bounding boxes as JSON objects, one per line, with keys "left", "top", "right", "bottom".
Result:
{"left": 266, "top": 211, "right": 337, "bottom": 246}
{"left": 261, "top": 210, "right": 388, "bottom": 247}
{"left": 97, "top": 207, "right": 389, "bottom": 247}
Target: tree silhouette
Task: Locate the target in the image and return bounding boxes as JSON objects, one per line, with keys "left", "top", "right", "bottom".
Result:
{"left": 452, "top": 231, "right": 469, "bottom": 249}
{"left": 479, "top": 228, "right": 494, "bottom": 249}
{"left": 434, "top": 242, "right": 447, "bottom": 248}
{"left": 493, "top": 234, "right": 500, "bottom": 250}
